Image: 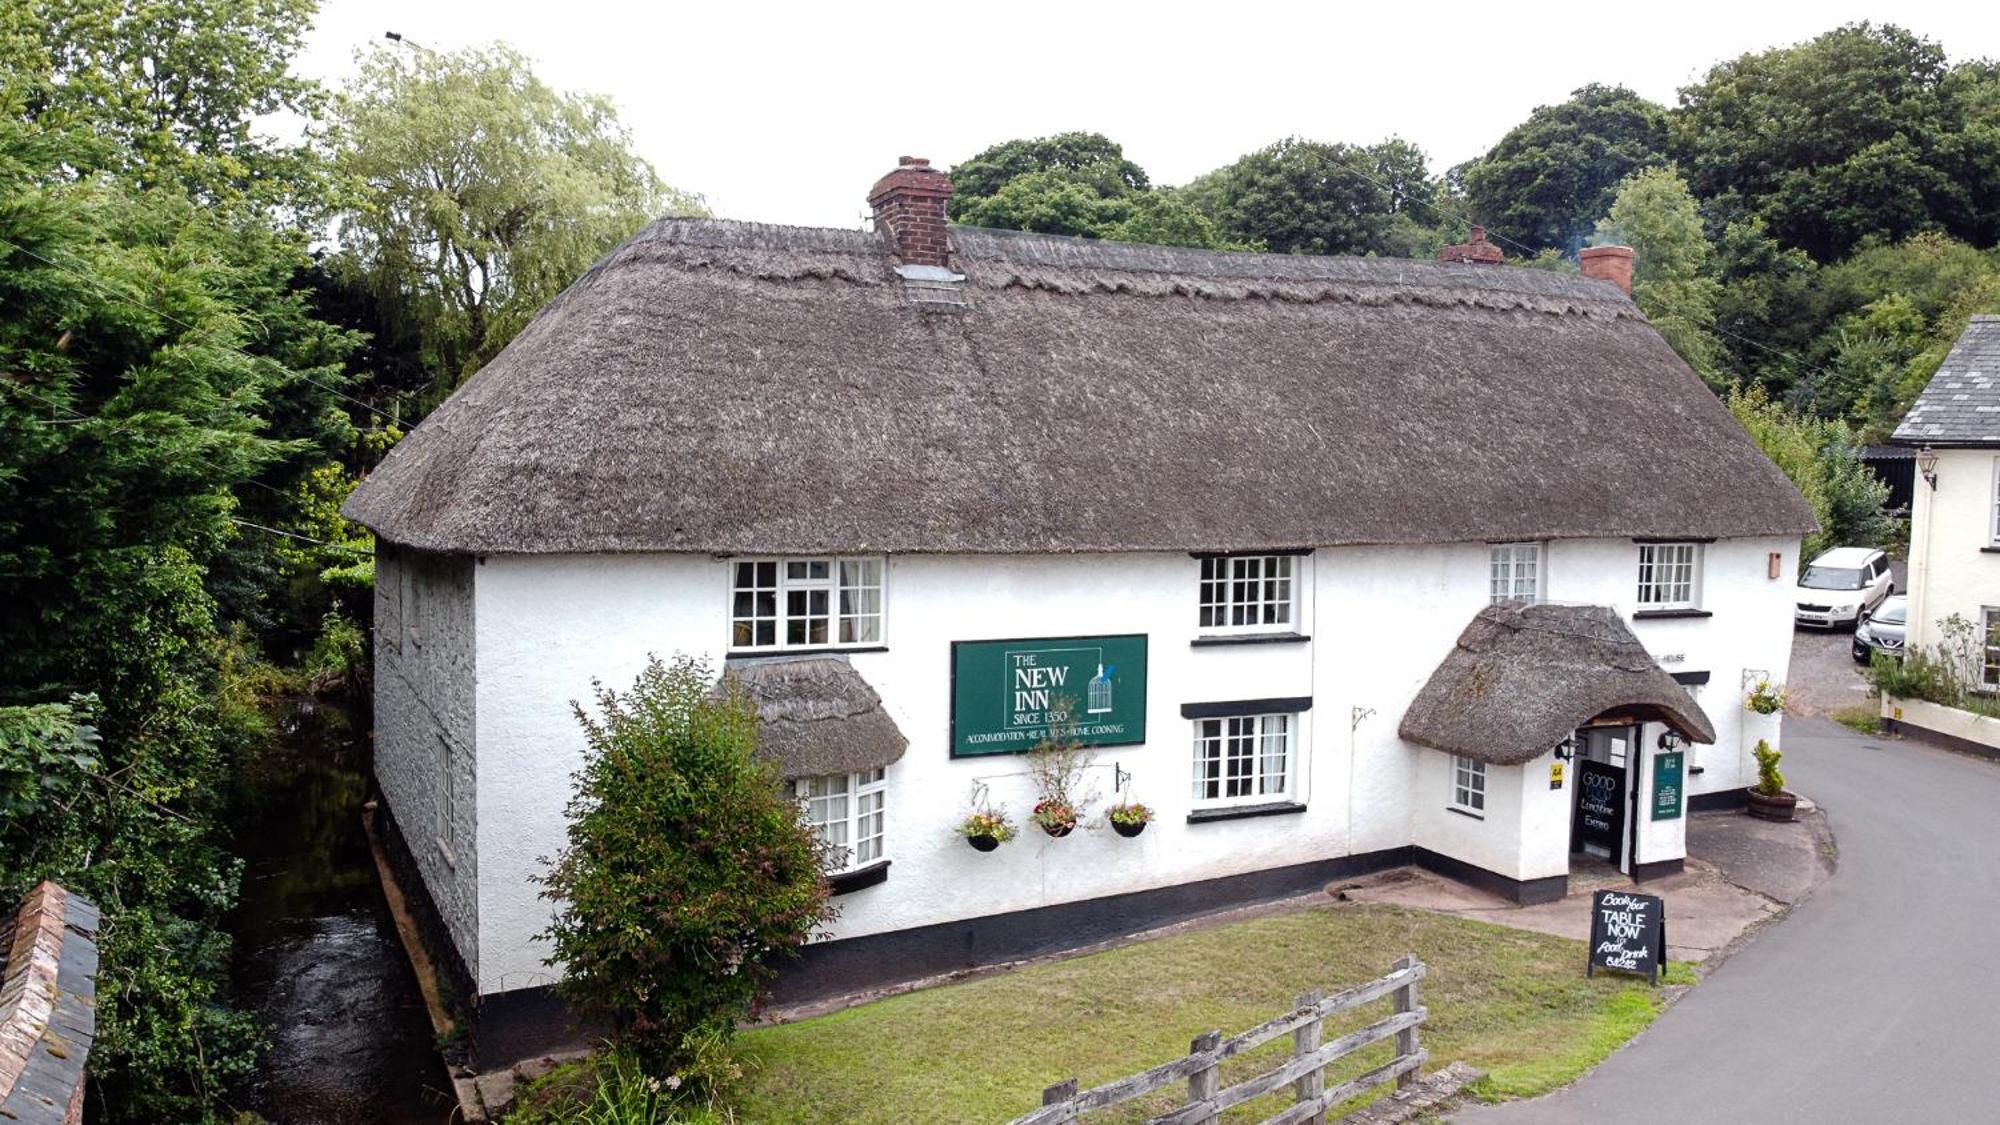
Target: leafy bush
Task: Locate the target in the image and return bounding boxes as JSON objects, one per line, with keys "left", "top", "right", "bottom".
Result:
{"left": 511, "top": 1046, "right": 741, "bottom": 1125}
{"left": 956, "top": 808, "right": 1016, "bottom": 842}
{"left": 539, "top": 656, "right": 835, "bottom": 1070}
{"left": 1752, "top": 740, "right": 1785, "bottom": 795}
{"left": 1867, "top": 613, "right": 2000, "bottom": 717}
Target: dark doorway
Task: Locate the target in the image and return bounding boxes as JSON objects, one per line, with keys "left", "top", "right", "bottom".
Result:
{"left": 1571, "top": 726, "right": 1635, "bottom": 872}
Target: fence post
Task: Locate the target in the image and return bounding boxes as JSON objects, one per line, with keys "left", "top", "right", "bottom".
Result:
{"left": 1041, "top": 1078, "right": 1079, "bottom": 1122}
{"left": 1292, "top": 988, "right": 1326, "bottom": 1123}
{"left": 1393, "top": 954, "right": 1420, "bottom": 1090}
{"left": 1186, "top": 1029, "right": 1222, "bottom": 1124}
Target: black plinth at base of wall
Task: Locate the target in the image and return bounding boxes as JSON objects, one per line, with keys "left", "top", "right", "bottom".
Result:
{"left": 1688, "top": 787, "right": 1750, "bottom": 813}
{"left": 1412, "top": 847, "right": 1568, "bottom": 905}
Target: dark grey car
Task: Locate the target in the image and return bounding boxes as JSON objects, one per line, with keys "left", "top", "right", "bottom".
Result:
{"left": 1853, "top": 594, "right": 1908, "bottom": 664}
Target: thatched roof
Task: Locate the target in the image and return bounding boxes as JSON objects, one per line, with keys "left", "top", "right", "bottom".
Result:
{"left": 343, "top": 219, "right": 1816, "bottom": 554}
{"left": 1892, "top": 315, "right": 2000, "bottom": 446}
{"left": 1399, "top": 603, "right": 1716, "bottom": 766}
{"left": 720, "top": 656, "right": 907, "bottom": 777}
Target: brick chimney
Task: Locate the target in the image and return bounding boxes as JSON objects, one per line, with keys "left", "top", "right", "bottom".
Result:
{"left": 1579, "top": 245, "right": 1635, "bottom": 296}
{"left": 1437, "top": 225, "right": 1504, "bottom": 265}
{"left": 869, "top": 156, "right": 954, "bottom": 269}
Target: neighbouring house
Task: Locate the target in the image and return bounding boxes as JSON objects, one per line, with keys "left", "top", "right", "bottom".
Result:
{"left": 1890, "top": 315, "right": 2000, "bottom": 741}
{"left": 342, "top": 157, "right": 1815, "bottom": 1061}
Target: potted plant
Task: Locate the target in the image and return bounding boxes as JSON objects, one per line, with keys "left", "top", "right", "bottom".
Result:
{"left": 1107, "top": 801, "right": 1154, "bottom": 838}
{"left": 1031, "top": 799, "right": 1079, "bottom": 838}
{"left": 1745, "top": 678, "right": 1788, "bottom": 716}
{"left": 1746, "top": 739, "right": 1798, "bottom": 821}
{"left": 958, "top": 808, "right": 1016, "bottom": 852}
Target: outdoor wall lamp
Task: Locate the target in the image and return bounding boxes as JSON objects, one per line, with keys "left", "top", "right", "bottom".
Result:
{"left": 1658, "top": 730, "right": 1686, "bottom": 752}
{"left": 1554, "top": 734, "right": 1578, "bottom": 762}
{"left": 1917, "top": 445, "right": 1939, "bottom": 490}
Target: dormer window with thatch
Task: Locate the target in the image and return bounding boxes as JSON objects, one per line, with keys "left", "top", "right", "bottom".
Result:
{"left": 731, "top": 558, "right": 885, "bottom": 651}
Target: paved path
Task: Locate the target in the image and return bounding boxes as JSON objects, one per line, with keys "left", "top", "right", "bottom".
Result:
{"left": 1456, "top": 717, "right": 2000, "bottom": 1123}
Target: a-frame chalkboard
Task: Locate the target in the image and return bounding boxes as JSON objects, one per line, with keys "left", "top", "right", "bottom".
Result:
{"left": 1587, "top": 889, "right": 1666, "bottom": 983}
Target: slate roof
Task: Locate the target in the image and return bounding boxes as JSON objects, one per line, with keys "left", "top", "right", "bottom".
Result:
{"left": 1893, "top": 315, "right": 2000, "bottom": 446}
{"left": 1400, "top": 603, "right": 1716, "bottom": 766}
{"left": 343, "top": 218, "right": 1817, "bottom": 555}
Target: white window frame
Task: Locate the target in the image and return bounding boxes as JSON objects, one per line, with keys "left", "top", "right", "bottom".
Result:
{"left": 729, "top": 557, "right": 885, "bottom": 651}
{"left": 1990, "top": 459, "right": 2000, "bottom": 545}
{"left": 1450, "top": 755, "right": 1486, "bottom": 816}
{"left": 1488, "top": 542, "right": 1543, "bottom": 605}
{"left": 1197, "top": 554, "right": 1299, "bottom": 635}
{"left": 1190, "top": 713, "right": 1297, "bottom": 808}
{"left": 795, "top": 768, "right": 887, "bottom": 875}
{"left": 1983, "top": 607, "right": 2000, "bottom": 692}
{"left": 1636, "top": 542, "right": 1702, "bottom": 611}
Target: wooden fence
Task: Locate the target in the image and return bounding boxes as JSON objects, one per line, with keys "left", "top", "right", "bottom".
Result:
{"left": 1009, "top": 956, "right": 1428, "bottom": 1125}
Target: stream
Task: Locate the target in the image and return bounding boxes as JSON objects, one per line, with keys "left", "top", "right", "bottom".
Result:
{"left": 231, "top": 698, "right": 458, "bottom": 1123}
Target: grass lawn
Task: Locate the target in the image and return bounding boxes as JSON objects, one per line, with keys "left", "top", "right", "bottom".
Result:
{"left": 734, "top": 902, "right": 1689, "bottom": 1123}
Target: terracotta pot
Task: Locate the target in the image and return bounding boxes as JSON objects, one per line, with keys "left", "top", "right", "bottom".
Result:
{"left": 1746, "top": 789, "right": 1798, "bottom": 822}
{"left": 967, "top": 833, "right": 1001, "bottom": 852}
{"left": 1111, "top": 818, "right": 1147, "bottom": 838}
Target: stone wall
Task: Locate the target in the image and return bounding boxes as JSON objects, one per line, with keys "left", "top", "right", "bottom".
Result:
{"left": 374, "top": 543, "right": 481, "bottom": 981}
{"left": 0, "top": 882, "right": 99, "bottom": 1125}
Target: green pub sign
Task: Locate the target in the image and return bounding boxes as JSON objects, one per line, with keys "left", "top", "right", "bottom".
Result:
{"left": 1652, "top": 750, "right": 1685, "bottom": 821}
{"left": 950, "top": 634, "right": 1148, "bottom": 758}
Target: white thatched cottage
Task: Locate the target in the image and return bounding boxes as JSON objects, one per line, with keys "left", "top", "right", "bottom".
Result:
{"left": 343, "top": 157, "right": 1814, "bottom": 1057}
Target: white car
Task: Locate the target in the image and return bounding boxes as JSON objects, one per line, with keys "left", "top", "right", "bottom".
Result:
{"left": 1794, "top": 547, "right": 1894, "bottom": 628}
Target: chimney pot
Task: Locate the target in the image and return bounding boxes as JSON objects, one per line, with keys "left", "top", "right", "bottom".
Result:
{"left": 1438, "top": 225, "right": 1503, "bottom": 266}
{"left": 870, "top": 155, "right": 954, "bottom": 269}
{"left": 1579, "top": 244, "right": 1636, "bottom": 296}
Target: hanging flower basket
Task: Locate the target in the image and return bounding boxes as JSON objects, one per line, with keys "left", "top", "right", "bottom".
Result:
{"left": 957, "top": 809, "right": 1015, "bottom": 852}
{"left": 1745, "top": 679, "right": 1788, "bottom": 715}
{"left": 1107, "top": 801, "right": 1154, "bottom": 838}
{"left": 1032, "top": 799, "right": 1078, "bottom": 838}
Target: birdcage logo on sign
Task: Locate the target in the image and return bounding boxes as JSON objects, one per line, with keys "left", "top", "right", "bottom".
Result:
{"left": 1088, "top": 664, "right": 1114, "bottom": 714}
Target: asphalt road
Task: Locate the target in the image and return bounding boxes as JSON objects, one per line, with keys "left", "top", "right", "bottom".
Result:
{"left": 1455, "top": 716, "right": 2000, "bottom": 1123}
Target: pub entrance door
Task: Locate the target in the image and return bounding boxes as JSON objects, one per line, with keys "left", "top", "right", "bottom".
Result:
{"left": 1571, "top": 725, "right": 1636, "bottom": 874}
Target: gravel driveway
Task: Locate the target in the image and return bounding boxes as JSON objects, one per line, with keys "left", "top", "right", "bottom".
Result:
{"left": 1783, "top": 558, "right": 1904, "bottom": 718}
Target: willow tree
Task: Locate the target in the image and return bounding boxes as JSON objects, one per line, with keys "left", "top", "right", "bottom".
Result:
{"left": 327, "top": 44, "right": 704, "bottom": 395}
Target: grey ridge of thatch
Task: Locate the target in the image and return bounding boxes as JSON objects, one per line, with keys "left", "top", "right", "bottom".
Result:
{"left": 1399, "top": 603, "right": 1716, "bottom": 766}
{"left": 720, "top": 655, "right": 908, "bottom": 778}
{"left": 342, "top": 218, "right": 1819, "bottom": 555}
{"left": 1892, "top": 315, "right": 2000, "bottom": 446}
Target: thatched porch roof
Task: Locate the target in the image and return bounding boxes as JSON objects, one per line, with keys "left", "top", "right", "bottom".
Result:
{"left": 1399, "top": 603, "right": 1716, "bottom": 766}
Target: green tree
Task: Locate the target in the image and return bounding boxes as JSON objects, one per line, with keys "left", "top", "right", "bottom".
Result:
{"left": 327, "top": 43, "right": 698, "bottom": 393}
{"left": 1673, "top": 23, "right": 2000, "bottom": 261}
{"left": 948, "top": 131, "right": 1148, "bottom": 221}
{"left": 1594, "top": 167, "right": 1728, "bottom": 384}
{"left": 1726, "top": 384, "right": 1894, "bottom": 563}
{"left": 1462, "top": 84, "right": 1669, "bottom": 254}
{"left": 1188, "top": 137, "right": 1409, "bottom": 257}
{"left": 540, "top": 656, "right": 835, "bottom": 1070}
{"left": 0, "top": 0, "right": 325, "bottom": 207}
{"left": 0, "top": 114, "right": 285, "bottom": 1119}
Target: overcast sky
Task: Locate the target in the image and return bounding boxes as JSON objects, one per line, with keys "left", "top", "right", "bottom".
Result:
{"left": 293, "top": 1, "right": 1999, "bottom": 229}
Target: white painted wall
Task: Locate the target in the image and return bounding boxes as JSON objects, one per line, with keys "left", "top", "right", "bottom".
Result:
{"left": 1906, "top": 449, "right": 2000, "bottom": 652}
{"left": 373, "top": 546, "right": 479, "bottom": 974}
{"left": 443, "top": 533, "right": 1797, "bottom": 996}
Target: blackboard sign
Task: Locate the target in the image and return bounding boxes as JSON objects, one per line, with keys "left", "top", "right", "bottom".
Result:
{"left": 1574, "top": 759, "right": 1625, "bottom": 865}
{"left": 1588, "top": 890, "right": 1666, "bottom": 983}
{"left": 1653, "top": 750, "right": 1685, "bottom": 821}
{"left": 950, "top": 635, "right": 1148, "bottom": 758}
